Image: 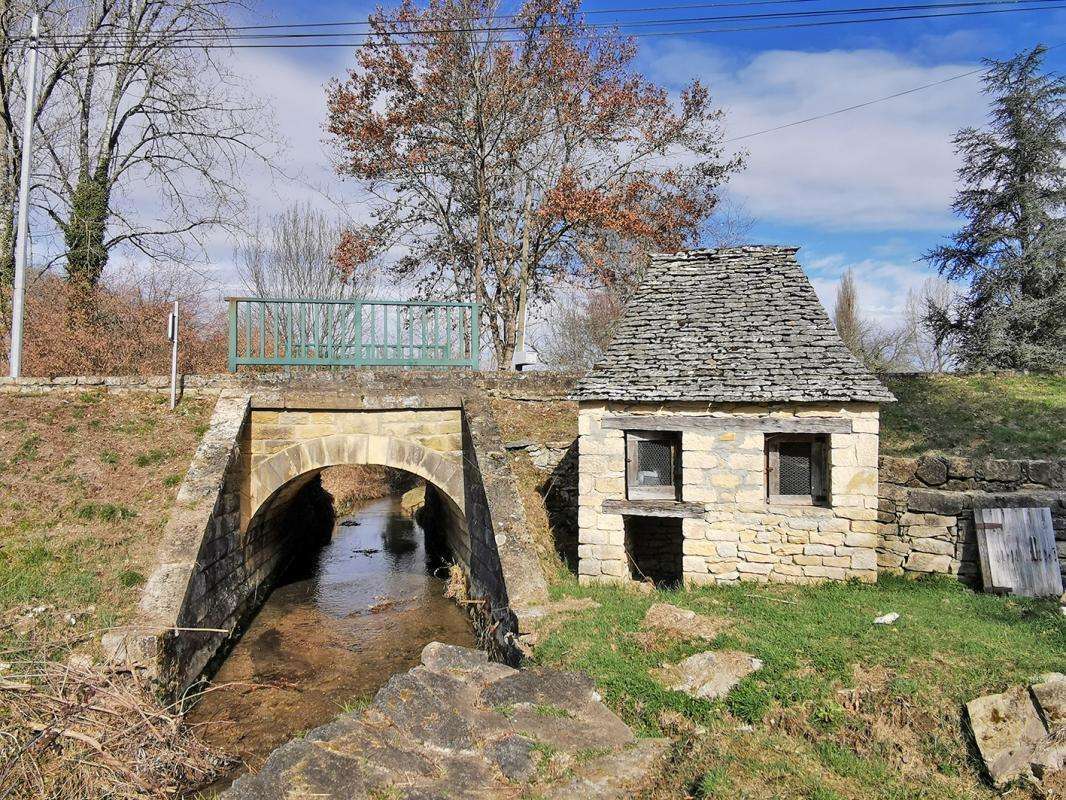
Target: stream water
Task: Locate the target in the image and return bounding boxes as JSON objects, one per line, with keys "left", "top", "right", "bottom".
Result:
{"left": 187, "top": 493, "right": 476, "bottom": 790}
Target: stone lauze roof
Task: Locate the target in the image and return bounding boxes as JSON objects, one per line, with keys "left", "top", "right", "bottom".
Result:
{"left": 574, "top": 246, "right": 895, "bottom": 404}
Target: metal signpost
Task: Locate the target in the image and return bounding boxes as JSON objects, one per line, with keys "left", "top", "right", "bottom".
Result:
{"left": 168, "top": 301, "right": 179, "bottom": 409}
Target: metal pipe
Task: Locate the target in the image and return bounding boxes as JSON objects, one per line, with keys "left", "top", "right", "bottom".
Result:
{"left": 8, "top": 13, "right": 40, "bottom": 378}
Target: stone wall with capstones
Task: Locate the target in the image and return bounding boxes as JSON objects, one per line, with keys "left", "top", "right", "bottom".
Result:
{"left": 577, "top": 402, "right": 882, "bottom": 587}
{"left": 877, "top": 454, "right": 1066, "bottom": 584}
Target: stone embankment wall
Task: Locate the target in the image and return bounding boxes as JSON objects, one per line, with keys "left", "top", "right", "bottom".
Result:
{"left": 460, "top": 396, "right": 549, "bottom": 660}
{"left": 102, "top": 392, "right": 253, "bottom": 695}
{"left": 877, "top": 454, "right": 1066, "bottom": 584}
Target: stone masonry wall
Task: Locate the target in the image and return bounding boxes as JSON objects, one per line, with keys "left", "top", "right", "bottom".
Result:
{"left": 878, "top": 454, "right": 1066, "bottom": 585}
{"left": 578, "top": 401, "right": 881, "bottom": 586}
{"left": 242, "top": 408, "right": 463, "bottom": 529}
{"left": 0, "top": 370, "right": 580, "bottom": 400}
{"left": 460, "top": 396, "right": 550, "bottom": 662}
{"left": 102, "top": 392, "right": 251, "bottom": 697}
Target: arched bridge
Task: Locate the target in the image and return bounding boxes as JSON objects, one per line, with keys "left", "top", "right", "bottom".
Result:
{"left": 104, "top": 377, "right": 552, "bottom": 697}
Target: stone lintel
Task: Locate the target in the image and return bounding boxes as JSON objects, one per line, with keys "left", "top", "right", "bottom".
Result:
{"left": 602, "top": 498, "right": 706, "bottom": 518}
{"left": 601, "top": 415, "right": 852, "bottom": 434}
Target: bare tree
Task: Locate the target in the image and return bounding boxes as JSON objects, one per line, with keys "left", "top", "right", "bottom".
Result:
{"left": 833, "top": 269, "right": 864, "bottom": 356}
{"left": 536, "top": 289, "right": 621, "bottom": 371}
{"left": 0, "top": 0, "right": 273, "bottom": 290}
{"left": 326, "top": 0, "right": 742, "bottom": 368}
{"left": 832, "top": 267, "right": 920, "bottom": 372}
{"left": 903, "top": 277, "right": 956, "bottom": 372}
{"left": 236, "top": 203, "right": 377, "bottom": 299}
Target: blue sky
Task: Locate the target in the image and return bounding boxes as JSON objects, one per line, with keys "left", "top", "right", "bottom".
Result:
{"left": 210, "top": 0, "right": 1066, "bottom": 324}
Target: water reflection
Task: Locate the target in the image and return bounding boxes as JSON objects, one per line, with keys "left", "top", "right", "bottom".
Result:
{"left": 187, "top": 495, "right": 475, "bottom": 790}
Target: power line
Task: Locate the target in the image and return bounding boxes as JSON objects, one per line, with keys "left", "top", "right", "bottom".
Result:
{"left": 30, "top": 0, "right": 1064, "bottom": 41}
{"left": 15, "top": 1, "right": 1066, "bottom": 48}
{"left": 725, "top": 41, "right": 1064, "bottom": 141}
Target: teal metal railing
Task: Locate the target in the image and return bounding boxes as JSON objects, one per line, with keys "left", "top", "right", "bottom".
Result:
{"left": 226, "top": 297, "right": 480, "bottom": 371}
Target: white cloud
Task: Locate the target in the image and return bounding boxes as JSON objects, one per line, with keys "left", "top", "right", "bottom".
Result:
{"left": 642, "top": 42, "right": 986, "bottom": 232}
{"left": 806, "top": 252, "right": 935, "bottom": 325}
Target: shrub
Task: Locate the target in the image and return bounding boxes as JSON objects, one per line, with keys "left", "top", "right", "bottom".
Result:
{"left": 0, "top": 273, "right": 226, "bottom": 376}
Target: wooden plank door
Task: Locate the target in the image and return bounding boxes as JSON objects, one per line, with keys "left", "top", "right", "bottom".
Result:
{"left": 975, "top": 507, "right": 1062, "bottom": 598}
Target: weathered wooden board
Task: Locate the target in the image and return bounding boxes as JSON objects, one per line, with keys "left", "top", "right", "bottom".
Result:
{"left": 601, "top": 498, "right": 706, "bottom": 518}
{"left": 974, "top": 507, "right": 1062, "bottom": 598}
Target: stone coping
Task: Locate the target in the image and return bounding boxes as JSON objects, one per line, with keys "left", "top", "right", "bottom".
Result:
{"left": 0, "top": 370, "right": 582, "bottom": 398}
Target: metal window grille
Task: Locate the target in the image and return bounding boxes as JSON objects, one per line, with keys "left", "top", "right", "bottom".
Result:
{"left": 636, "top": 439, "right": 674, "bottom": 487}
{"left": 778, "top": 442, "right": 812, "bottom": 495}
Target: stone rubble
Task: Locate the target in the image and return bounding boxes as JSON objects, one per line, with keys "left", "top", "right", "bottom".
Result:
{"left": 966, "top": 674, "right": 1066, "bottom": 789}
{"left": 222, "top": 643, "right": 669, "bottom": 800}
{"left": 642, "top": 603, "right": 730, "bottom": 641}
{"left": 650, "top": 650, "right": 763, "bottom": 701}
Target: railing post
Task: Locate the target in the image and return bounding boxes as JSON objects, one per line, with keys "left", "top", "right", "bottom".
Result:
{"left": 354, "top": 301, "right": 363, "bottom": 367}
{"left": 227, "top": 299, "right": 238, "bottom": 372}
{"left": 469, "top": 303, "right": 480, "bottom": 371}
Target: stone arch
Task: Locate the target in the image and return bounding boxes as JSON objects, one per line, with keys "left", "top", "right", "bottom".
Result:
{"left": 249, "top": 433, "right": 465, "bottom": 525}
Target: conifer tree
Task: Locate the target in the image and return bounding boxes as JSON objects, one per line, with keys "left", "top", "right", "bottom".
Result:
{"left": 926, "top": 45, "right": 1066, "bottom": 370}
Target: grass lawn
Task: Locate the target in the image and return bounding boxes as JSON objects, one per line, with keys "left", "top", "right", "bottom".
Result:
{"left": 0, "top": 391, "right": 211, "bottom": 653}
{"left": 488, "top": 389, "right": 1066, "bottom": 799}
{"left": 881, "top": 373, "right": 1066, "bottom": 459}
{"left": 532, "top": 575, "right": 1065, "bottom": 800}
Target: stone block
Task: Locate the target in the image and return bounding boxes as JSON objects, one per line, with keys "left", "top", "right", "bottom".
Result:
{"left": 802, "top": 565, "right": 846, "bottom": 579}
{"left": 683, "top": 556, "right": 709, "bottom": 574}
{"left": 908, "top": 489, "right": 970, "bottom": 516}
{"left": 977, "top": 458, "right": 1023, "bottom": 484}
{"left": 945, "top": 456, "right": 975, "bottom": 479}
{"left": 904, "top": 551, "right": 952, "bottom": 574}
{"left": 821, "top": 556, "right": 851, "bottom": 568}
{"left": 966, "top": 686, "right": 1049, "bottom": 788}
{"left": 846, "top": 550, "right": 877, "bottom": 571}
{"left": 1025, "top": 461, "right": 1054, "bottom": 487}
{"left": 736, "top": 561, "right": 773, "bottom": 575}
{"left": 849, "top": 519, "right": 881, "bottom": 534}
{"left": 911, "top": 538, "right": 955, "bottom": 556}
{"left": 803, "top": 543, "right": 836, "bottom": 557}
{"left": 915, "top": 455, "right": 949, "bottom": 486}
{"left": 845, "top": 531, "right": 880, "bottom": 549}
{"left": 879, "top": 456, "right": 918, "bottom": 485}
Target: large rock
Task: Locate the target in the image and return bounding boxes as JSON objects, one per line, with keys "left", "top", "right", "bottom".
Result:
{"left": 1031, "top": 675, "right": 1066, "bottom": 730}
{"left": 223, "top": 644, "right": 668, "bottom": 800}
{"left": 967, "top": 684, "right": 1056, "bottom": 788}
{"left": 650, "top": 650, "right": 762, "bottom": 701}
{"left": 642, "top": 603, "right": 729, "bottom": 641}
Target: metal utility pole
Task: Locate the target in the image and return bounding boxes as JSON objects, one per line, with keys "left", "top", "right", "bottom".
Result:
{"left": 168, "top": 300, "right": 179, "bottom": 409}
{"left": 8, "top": 13, "right": 40, "bottom": 378}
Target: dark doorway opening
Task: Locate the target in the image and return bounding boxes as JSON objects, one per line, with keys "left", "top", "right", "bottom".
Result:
{"left": 624, "top": 515, "right": 683, "bottom": 586}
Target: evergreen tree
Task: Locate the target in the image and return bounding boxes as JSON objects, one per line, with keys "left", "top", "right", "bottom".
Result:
{"left": 926, "top": 45, "right": 1066, "bottom": 371}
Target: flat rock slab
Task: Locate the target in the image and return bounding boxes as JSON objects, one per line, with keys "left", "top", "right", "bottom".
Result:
{"left": 651, "top": 650, "right": 762, "bottom": 701}
{"left": 965, "top": 674, "right": 1066, "bottom": 789}
{"left": 222, "top": 643, "right": 668, "bottom": 800}
{"left": 642, "top": 603, "right": 729, "bottom": 641}
{"left": 1032, "top": 675, "right": 1066, "bottom": 730}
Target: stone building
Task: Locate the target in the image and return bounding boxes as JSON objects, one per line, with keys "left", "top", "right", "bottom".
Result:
{"left": 573, "top": 246, "right": 896, "bottom": 586}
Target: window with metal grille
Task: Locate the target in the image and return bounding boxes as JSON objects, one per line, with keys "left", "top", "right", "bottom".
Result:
{"left": 626, "top": 430, "right": 681, "bottom": 500}
{"left": 766, "top": 434, "right": 829, "bottom": 505}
